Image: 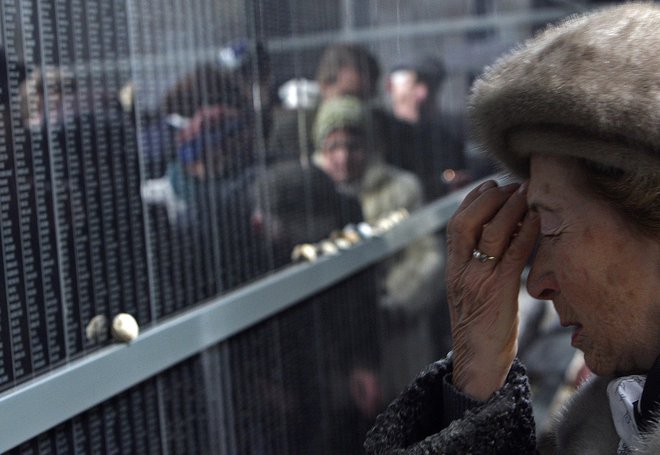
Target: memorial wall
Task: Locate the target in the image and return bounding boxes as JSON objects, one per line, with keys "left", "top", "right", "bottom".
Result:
{"left": 0, "top": 0, "right": 269, "bottom": 388}
{"left": 0, "top": 0, "right": 580, "bottom": 452}
{"left": 0, "top": 0, "right": 382, "bottom": 452}
{"left": 0, "top": 0, "right": 148, "bottom": 389}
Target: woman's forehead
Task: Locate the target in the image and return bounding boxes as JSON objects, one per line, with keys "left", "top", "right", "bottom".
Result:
{"left": 528, "top": 155, "right": 580, "bottom": 207}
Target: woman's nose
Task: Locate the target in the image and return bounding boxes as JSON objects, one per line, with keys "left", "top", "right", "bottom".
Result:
{"left": 526, "top": 245, "right": 559, "bottom": 300}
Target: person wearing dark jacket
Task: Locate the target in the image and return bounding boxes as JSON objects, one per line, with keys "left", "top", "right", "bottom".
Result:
{"left": 251, "top": 159, "right": 363, "bottom": 269}
{"left": 365, "top": 3, "right": 660, "bottom": 454}
{"left": 383, "top": 56, "right": 469, "bottom": 200}
{"left": 242, "top": 159, "right": 381, "bottom": 455}
{"left": 312, "top": 95, "right": 445, "bottom": 400}
{"left": 141, "top": 65, "right": 267, "bottom": 305}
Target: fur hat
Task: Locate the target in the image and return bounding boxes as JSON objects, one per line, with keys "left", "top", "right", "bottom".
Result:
{"left": 313, "top": 96, "right": 367, "bottom": 150}
{"left": 469, "top": 2, "right": 660, "bottom": 177}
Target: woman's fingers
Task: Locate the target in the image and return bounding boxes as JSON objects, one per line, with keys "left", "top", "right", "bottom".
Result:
{"left": 445, "top": 182, "right": 536, "bottom": 402}
{"left": 448, "top": 183, "right": 520, "bottom": 257}
{"left": 477, "top": 182, "right": 529, "bottom": 259}
{"left": 501, "top": 209, "right": 540, "bottom": 272}
{"left": 454, "top": 180, "right": 497, "bottom": 215}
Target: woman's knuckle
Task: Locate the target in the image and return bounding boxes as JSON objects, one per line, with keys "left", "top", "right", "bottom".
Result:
{"left": 479, "top": 226, "right": 499, "bottom": 246}
{"left": 505, "top": 245, "right": 526, "bottom": 264}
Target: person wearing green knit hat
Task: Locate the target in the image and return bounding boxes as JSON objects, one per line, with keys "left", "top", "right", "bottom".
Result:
{"left": 312, "top": 95, "right": 371, "bottom": 186}
{"left": 313, "top": 95, "right": 366, "bottom": 148}
{"left": 313, "top": 95, "right": 447, "bottom": 401}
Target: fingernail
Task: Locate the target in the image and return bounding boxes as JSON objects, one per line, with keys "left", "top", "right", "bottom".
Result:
{"left": 517, "top": 180, "right": 529, "bottom": 194}
{"left": 478, "top": 181, "right": 496, "bottom": 193}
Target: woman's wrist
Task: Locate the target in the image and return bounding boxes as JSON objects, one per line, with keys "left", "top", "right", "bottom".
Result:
{"left": 452, "top": 350, "right": 514, "bottom": 401}
{"left": 454, "top": 368, "right": 508, "bottom": 401}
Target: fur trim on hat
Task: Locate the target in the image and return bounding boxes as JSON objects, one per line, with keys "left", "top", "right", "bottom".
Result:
{"left": 469, "top": 2, "right": 660, "bottom": 177}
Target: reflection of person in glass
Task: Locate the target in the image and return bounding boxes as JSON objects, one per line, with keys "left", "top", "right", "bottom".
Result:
{"left": 217, "top": 39, "right": 274, "bottom": 138}
{"left": 249, "top": 159, "right": 380, "bottom": 454}
{"left": 365, "top": 4, "right": 660, "bottom": 454}
{"left": 19, "top": 66, "right": 75, "bottom": 130}
{"left": 383, "top": 56, "right": 469, "bottom": 199}
{"left": 142, "top": 65, "right": 257, "bottom": 226}
{"left": 313, "top": 95, "right": 444, "bottom": 400}
{"left": 141, "top": 64, "right": 265, "bottom": 290}
{"left": 251, "top": 159, "right": 362, "bottom": 268}
{"left": 268, "top": 42, "right": 381, "bottom": 163}
{"left": 167, "top": 102, "right": 254, "bottom": 209}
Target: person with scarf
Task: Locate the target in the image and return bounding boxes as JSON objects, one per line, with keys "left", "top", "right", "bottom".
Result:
{"left": 312, "top": 95, "right": 446, "bottom": 401}
{"left": 365, "top": 3, "right": 660, "bottom": 454}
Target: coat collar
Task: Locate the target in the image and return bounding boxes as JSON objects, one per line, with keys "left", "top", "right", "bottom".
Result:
{"left": 554, "top": 375, "right": 660, "bottom": 454}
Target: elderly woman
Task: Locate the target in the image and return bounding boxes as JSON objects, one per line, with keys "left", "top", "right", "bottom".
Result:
{"left": 364, "top": 3, "right": 660, "bottom": 454}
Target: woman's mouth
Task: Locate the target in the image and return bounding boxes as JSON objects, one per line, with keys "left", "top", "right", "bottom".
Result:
{"left": 569, "top": 324, "right": 583, "bottom": 346}
{"left": 560, "top": 320, "right": 583, "bottom": 346}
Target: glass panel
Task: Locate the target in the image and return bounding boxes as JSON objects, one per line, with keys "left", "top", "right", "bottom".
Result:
{"left": 0, "top": 0, "right": 615, "bottom": 451}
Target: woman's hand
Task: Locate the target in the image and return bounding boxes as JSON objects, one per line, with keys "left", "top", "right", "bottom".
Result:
{"left": 445, "top": 180, "right": 539, "bottom": 401}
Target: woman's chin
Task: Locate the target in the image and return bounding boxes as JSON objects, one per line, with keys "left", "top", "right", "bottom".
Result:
{"left": 584, "top": 356, "right": 634, "bottom": 377}
{"left": 582, "top": 352, "right": 612, "bottom": 377}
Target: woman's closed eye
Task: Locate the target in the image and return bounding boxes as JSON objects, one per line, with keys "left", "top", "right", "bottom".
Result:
{"left": 542, "top": 231, "right": 562, "bottom": 238}
{"left": 541, "top": 230, "right": 564, "bottom": 244}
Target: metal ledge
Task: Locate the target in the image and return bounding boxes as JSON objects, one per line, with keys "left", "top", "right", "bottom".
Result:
{"left": 0, "top": 181, "right": 481, "bottom": 452}
{"left": 266, "top": 8, "right": 570, "bottom": 52}
{"left": 125, "top": 9, "right": 571, "bottom": 69}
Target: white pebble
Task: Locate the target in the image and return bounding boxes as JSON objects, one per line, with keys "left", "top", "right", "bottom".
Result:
{"left": 291, "top": 243, "right": 318, "bottom": 262}
{"left": 85, "top": 315, "right": 108, "bottom": 342}
{"left": 319, "top": 240, "right": 339, "bottom": 255}
{"left": 357, "top": 222, "right": 374, "bottom": 238}
{"left": 112, "top": 313, "right": 140, "bottom": 342}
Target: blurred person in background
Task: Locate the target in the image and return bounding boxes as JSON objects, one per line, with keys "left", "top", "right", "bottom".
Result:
{"left": 315, "top": 42, "right": 381, "bottom": 102}
{"left": 365, "top": 4, "right": 660, "bottom": 453}
{"left": 250, "top": 160, "right": 381, "bottom": 454}
{"left": 268, "top": 42, "right": 381, "bottom": 163}
{"left": 142, "top": 64, "right": 257, "bottom": 220}
{"left": 383, "top": 56, "right": 472, "bottom": 359}
{"left": 20, "top": 66, "right": 71, "bottom": 130}
{"left": 312, "top": 95, "right": 446, "bottom": 401}
{"left": 140, "top": 40, "right": 272, "bottom": 178}
{"left": 217, "top": 39, "right": 274, "bottom": 140}
{"left": 383, "top": 56, "right": 470, "bottom": 200}
{"left": 141, "top": 64, "right": 266, "bottom": 292}
{"left": 251, "top": 159, "right": 362, "bottom": 268}
{"left": 387, "top": 56, "right": 444, "bottom": 125}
